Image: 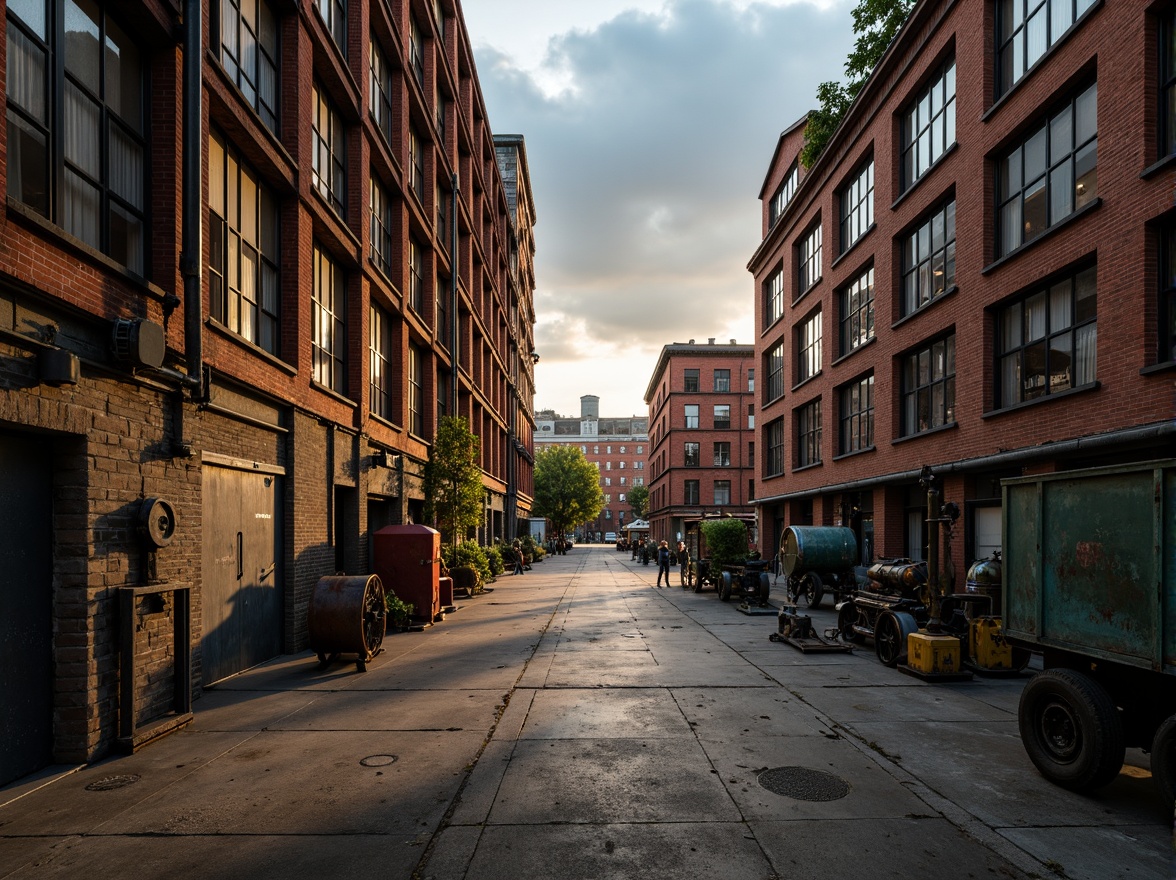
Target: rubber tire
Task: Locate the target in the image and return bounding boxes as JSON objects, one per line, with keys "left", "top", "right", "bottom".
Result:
{"left": 1018, "top": 668, "right": 1125, "bottom": 791}
{"left": 804, "top": 572, "right": 825, "bottom": 609}
{"left": 837, "top": 601, "right": 864, "bottom": 644}
{"left": 1151, "top": 714, "right": 1176, "bottom": 811}
{"left": 757, "top": 573, "right": 771, "bottom": 605}
{"left": 875, "top": 611, "right": 914, "bottom": 667}
{"left": 692, "top": 569, "right": 703, "bottom": 593}
{"left": 719, "top": 572, "right": 732, "bottom": 602}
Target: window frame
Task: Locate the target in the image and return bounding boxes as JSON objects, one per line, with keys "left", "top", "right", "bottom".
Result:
{"left": 684, "top": 404, "right": 699, "bottom": 429}
{"left": 370, "top": 174, "right": 393, "bottom": 276}
{"left": 901, "top": 334, "right": 956, "bottom": 436}
{"left": 766, "top": 418, "right": 785, "bottom": 477}
{"left": 901, "top": 200, "right": 956, "bottom": 316}
{"left": 996, "top": 0, "right": 1097, "bottom": 99}
{"left": 217, "top": 0, "right": 279, "bottom": 132}
{"left": 996, "top": 82, "right": 1097, "bottom": 258}
{"left": 312, "top": 83, "right": 346, "bottom": 214}
{"left": 766, "top": 343, "right": 784, "bottom": 402}
{"left": 713, "top": 441, "right": 731, "bottom": 467}
{"left": 995, "top": 264, "right": 1097, "bottom": 407}
{"left": 900, "top": 57, "right": 956, "bottom": 191}
{"left": 764, "top": 265, "right": 784, "bottom": 327}
{"left": 684, "top": 479, "right": 700, "bottom": 505}
{"left": 796, "top": 310, "right": 822, "bottom": 384}
{"left": 209, "top": 130, "right": 280, "bottom": 354}
{"left": 839, "top": 374, "right": 874, "bottom": 455}
{"left": 311, "top": 244, "right": 346, "bottom": 393}
{"left": 840, "top": 266, "right": 875, "bottom": 356}
{"left": 713, "top": 480, "right": 731, "bottom": 506}
{"left": 369, "top": 36, "right": 394, "bottom": 146}
{"left": 1161, "top": 223, "right": 1176, "bottom": 365}
{"left": 797, "top": 222, "right": 823, "bottom": 297}
{"left": 684, "top": 441, "right": 700, "bottom": 467}
{"left": 839, "top": 159, "right": 874, "bottom": 254}
{"left": 369, "top": 303, "right": 393, "bottom": 420}
{"left": 408, "top": 342, "right": 424, "bottom": 436}
{"left": 6, "top": 0, "right": 148, "bottom": 273}
{"left": 684, "top": 368, "right": 699, "bottom": 392}
{"left": 796, "top": 399, "right": 822, "bottom": 468}
{"left": 713, "top": 404, "right": 731, "bottom": 430}
{"left": 769, "top": 162, "right": 798, "bottom": 229}
{"left": 713, "top": 369, "right": 730, "bottom": 393}
{"left": 1163, "top": 9, "right": 1176, "bottom": 160}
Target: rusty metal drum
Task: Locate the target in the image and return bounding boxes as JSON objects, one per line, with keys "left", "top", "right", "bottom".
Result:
{"left": 308, "top": 574, "right": 386, "bottom": 671}
{"left": 780, "top": 526, "right": 857, "bottom": 576}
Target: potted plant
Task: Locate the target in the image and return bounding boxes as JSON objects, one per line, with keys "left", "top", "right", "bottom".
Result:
{"left": 385, "top": 593, "right": 415, "bottom": 631}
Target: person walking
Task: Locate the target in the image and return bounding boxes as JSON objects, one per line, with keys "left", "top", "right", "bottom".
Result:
{"left": 655, "top": 540, "right": 671, "bottom": 587}
{"left": 511, "top": 540, "right": 525, "bottom": 576}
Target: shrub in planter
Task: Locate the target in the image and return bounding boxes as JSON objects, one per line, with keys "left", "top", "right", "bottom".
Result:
{"left": 443, "top": 542, "right": 492, "bottom": 585}
{"left": 385, "top": 594, "right": 415, "bottom": 630}
{"left": 699, "top": 518, "right": 749, "bottom": 571}
{"left": 519, "top": 534, "right": 544, "bottom": 562}
{"left": 485, "top": 545, "right": 504, "bottom": 578}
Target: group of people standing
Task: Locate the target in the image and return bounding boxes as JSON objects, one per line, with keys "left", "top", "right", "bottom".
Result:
{"left": 647, "top": 538, "right": 689, "bottom": 587}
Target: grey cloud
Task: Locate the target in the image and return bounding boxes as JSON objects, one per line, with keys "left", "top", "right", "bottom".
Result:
{"left": 474, "top": 0, "right": 853, "bottom": 410}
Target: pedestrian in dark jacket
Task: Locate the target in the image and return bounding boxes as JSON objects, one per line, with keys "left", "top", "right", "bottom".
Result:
{"left": 655, "top": 540, "right": 671, "bottom": 587}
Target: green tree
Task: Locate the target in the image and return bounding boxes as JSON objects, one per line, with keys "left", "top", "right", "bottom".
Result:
{"left": 801, "top": 0, "right": 914, "bottom": 168}
{"left": 627, "top": 484, "right": 649, "bottom": 520}
{"left": 533, "top": 445, "right": 604, "bottom": 539}
{"left": 423, "top": 416, "right": 484, "bottom": 548}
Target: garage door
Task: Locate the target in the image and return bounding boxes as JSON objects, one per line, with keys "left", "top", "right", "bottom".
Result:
{"left": 0, "top": 432, "right": 53, "bottom": 785}
{"left": 201, "top": 466, "right": 282, "bottom": 684}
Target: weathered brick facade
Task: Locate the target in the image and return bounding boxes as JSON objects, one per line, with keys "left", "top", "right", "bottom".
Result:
{"left": 750, "top": 0, "right": 1175, "bottom": 572}
{"left": 645, "top": 340, "right": 757, "bottom": 547}
{"left": 0, "top": 0, "right": 535, "bottom": 777}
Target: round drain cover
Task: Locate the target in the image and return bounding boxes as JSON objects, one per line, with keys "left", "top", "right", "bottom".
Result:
{"left": 360, "top": 754, "right": 397, "bottom": 767}
{"left": 85, "top": 774, "right": 140, "bottom": 791}
{"left": 757, "top": 766, "right": 849, "bottom": 801}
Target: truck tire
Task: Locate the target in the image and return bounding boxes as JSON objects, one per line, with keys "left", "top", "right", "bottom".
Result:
{"left": 1018, "top": 668, "right": 1125, "bottom": 791}
{"left": 719, "top": 572, "right": 732, "bottom": 602}
{"left": 803, "top": 572, "right": 825, "bottom": 609}
{"left": 757, "top": 573, "right": 771, "bottom": 605}
{"left": 1151, "top": 714, "right": 1176, "bottom": 810}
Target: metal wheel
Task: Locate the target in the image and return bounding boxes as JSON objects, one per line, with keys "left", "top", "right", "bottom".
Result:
{"left": 837, "top": 600, "right": 864, "bottom": 644}
{"left": 1018, "top": 668, "right": 1125, "bottom": 791}
{"left": 757, "top": 573, "right": 771, "bottom": 605}
{"left": 875, "top": 611, "right": 915, "bottom": 667}
{"left": 361, "top": 576, "right": 387, "bottom": 657}
{"left": 719, "top": 572, "right": 732, "bottom": 602}
{"left": 803, "top": 572, "right": 825, "bottom": 609}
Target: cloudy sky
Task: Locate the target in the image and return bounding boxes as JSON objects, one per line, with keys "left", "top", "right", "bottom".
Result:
{"left": 461, "top": 0, "right": 856, "bottom": 418}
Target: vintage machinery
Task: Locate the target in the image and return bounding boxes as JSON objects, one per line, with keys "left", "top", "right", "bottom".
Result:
{"left": 718, "top": 558, "right": 771, "bottom": 605}
{"left": 835, "top": 558, "right": 930, "bottom": 666}
{"left": 307, "top": 574, "right": 386, "bottom": 672}
{"left": 769, "top": 605, "right": 853, "bottom": 653}
{"left": 779, "top": 525, "right": 860, "bottom": 609}
{"left": 688, "top": 557, "right": 720, "bottom": 593}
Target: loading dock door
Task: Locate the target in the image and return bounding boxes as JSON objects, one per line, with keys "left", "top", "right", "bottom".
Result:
{"left": 0, "top": 433, "right": 54, "bottom": 786}
{"left": 202, "top": 466, "right": 282, "bottom": 684}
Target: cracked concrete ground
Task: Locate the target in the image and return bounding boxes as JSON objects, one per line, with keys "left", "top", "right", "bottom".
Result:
{"left": 2, "top": 546, "right": 1171, "bottom": 880}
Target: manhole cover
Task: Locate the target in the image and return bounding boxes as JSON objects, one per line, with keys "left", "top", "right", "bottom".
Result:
{"left": 360, "top": 754, "right": 397, "bottom": 767}
{"left": 85, "top": 774, "right": 140, "bottom": 791}
{"left": 757, "top": 766, "right": 849, "bottom": 801}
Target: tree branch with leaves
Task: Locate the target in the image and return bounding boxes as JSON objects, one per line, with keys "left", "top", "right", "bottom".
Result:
{"left": 532, "top": 445, "right": 604, "bottom": 541}
{"left": 423, "top": 416, "right": 484, "bottom": 549}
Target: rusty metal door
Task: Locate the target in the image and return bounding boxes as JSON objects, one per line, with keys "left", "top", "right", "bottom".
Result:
{"left": 0, "top": 432, "right": 53, "bottom": 785}
{"left": 201, "top": 466, "right": 282, "bottom": 684}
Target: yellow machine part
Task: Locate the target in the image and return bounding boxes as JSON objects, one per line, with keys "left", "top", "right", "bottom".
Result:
{"left": 968, "top": 617, "right": 1015, "bottom": 670}
{"left": 907, "top": 632, "right": 962, "bottom": 675}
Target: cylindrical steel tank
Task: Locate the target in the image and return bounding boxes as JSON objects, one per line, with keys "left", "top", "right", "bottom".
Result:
{"left": 780, "top": 526, "right": 857, "bottom": 576}
{"left": 307, "top": 574, "right": 386, "bottom": 670}
{"left": 866, "top": 559, "right": 927, "bottom": 592}
{"left": 965, "top": 552, "right": 1003, "bottom": 616}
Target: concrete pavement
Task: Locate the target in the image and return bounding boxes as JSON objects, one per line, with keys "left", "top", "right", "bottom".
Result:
{"left": 1, "top": 546, "right": 1171, "bottom": 879}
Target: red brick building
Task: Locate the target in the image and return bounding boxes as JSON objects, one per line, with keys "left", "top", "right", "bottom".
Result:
{"left": 645, "top": 340, "right": 757, "bottom": 548}
{"left": 534, "top": 397, "right": 649, "bottom": 541}
{"left": 0, "top": 0, "right": 535, "bottom": 780}
{"left": 750, "top": 0, "right": 1175, "bottom": 573}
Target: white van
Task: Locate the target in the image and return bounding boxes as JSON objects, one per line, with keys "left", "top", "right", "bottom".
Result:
{"left": 604, "top": 532, "right": 617, "bottom": 543}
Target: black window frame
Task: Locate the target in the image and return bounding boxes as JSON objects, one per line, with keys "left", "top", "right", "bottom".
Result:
{"left": 797, "top": 222, "right": 822, "bottom": 297}
{"left": 839, "top": 159, "right": 874, "bottom": 254}
{"left": 996, "top": 82, "right": 1097, "bottom": 258}
{"left": 769, "top": 162, "right": 798, "bottom": 229}
{"left": 684, "top": 368, "right": 699, "bottom": 392}
{"left": 1162, "top": 223, "right": 1176, "bottom": 365}
{"left": 996, "top": 0, "right": 1097, "bottom": 99}
{"left": 216, "top": 0, "right": 279, "bottom": 132}
{"left": 684, "top": 404, "right": 699, "bottom": 429}
{"left": 796, "top": 309, "right": 822, "bottom": 384}
{"left": 839, "top": 374, "right": 874, "bottom": 455}
{"left": 766, "top": 342, "right": 784, "bottom": 402}
{"left": 766, "top": 418, "right": 785, "bottom": 476}
{"left": 684, "top": 479, "right": 700, "bottom": 505}
{"left": 713, "top": 369, "right": 730, "bottom": 393}
{"left": 684, "top": 441, "right": 700, "bottom": 467}
{"left": 713, "top": 404, "right": 731, "bottom": 430}
{"left": 900, "top": 57, "right": 955, "bottom": 192}
{"left": 369, "top": 302, "right": 393, "bottom": 420}
{"left": 312, "top": 83, "right": 346, "bottom": 215}
{"left": 712, "top": 441, "right": 730, "bottom": 467}
{"left": 370, "top": 173, "right": 393, "bottom": 277}
{"left": 312, "top": 243, "right": 346, "bottom": 394}
{"left": 901, "top": 199, "right": 956, "bottom": 316}
{"left": 995, "top": 264, "right": 1097, "bottom": 407}
{"left": 369, "top": 35, "right": 394, "bottom": 146}
{"left": 840, "top": 266, "right": 875, "bottom": 355}
{"left": 796, "top": 399, "right": 822, "bottom": 468}
{"left": 901, "top": 334, "right": 956, "bottom": 436}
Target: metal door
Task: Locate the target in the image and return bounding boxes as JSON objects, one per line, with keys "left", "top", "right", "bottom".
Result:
{"left": 201, "top": 466, "right": 282, "bottom": 684}
{"left": 0, "top": 433, "right": 53, "bottom": 785}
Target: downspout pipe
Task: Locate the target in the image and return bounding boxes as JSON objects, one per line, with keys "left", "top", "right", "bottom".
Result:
{"left": 450, "top": 172, "right": 459, "bottom": 416}
{"left": 178, "top": 0, "right": 204, "bottom": 400}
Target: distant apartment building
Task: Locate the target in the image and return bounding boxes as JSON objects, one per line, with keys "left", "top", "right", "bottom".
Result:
{"left": 534, "top": 396, "right": 649, "bottom": 540}
{"left": 0, "top": 0, "right": 535, "bottom": 781}
{"left": 645, "top": 340, "right": 757, "bottom": 546}
{"left": 749, "top": 0, "right": 1174, "bottom": 572}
